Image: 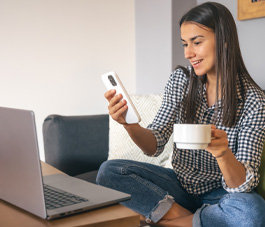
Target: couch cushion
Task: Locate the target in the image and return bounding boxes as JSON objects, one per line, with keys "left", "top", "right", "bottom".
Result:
{"left": 108, "top": 94, "right": 173, "bottom": 167}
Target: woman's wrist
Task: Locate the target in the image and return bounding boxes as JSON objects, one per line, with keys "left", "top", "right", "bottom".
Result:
{"left": 214, "top": 148, "right": 230, "bottom": 160}
{"left": 123, "top": 123, "right": 140, "bottom": 132}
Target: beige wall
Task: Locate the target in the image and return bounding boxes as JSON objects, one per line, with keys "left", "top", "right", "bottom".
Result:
{"left": 0, "top": 0, "right": 135, "bottom": 160}
{"left": 2, "top": 0, "right": 263, "bottom": 161}
{"left": 135, "top": 0, "right": 195, "bottom": 94}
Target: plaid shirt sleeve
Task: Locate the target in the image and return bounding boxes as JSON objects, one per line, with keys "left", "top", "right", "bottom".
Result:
{"left": 147, "top": 69, "right": 189, "bottom": 157}
{"left": 222, "top": 91, "right": 265, "bottom": 193}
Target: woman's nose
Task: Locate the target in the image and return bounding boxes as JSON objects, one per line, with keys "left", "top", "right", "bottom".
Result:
{"left": 184, "top": 46, "right": 195, "bottom": 59}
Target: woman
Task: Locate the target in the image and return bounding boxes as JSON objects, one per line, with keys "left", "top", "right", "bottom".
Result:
{"left": 97, "top": 2, "right": 265, "bottom": 226}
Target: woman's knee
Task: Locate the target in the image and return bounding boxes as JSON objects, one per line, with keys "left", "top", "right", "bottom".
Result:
{"left": 219, "top": 192, "right": 265, "bottom": 224}
{"left": 96, "top": 159, "right": 134, "bottom": 185}
{"left": 200, "top": 192, "right": 265, "bottom": 226}
{"left": 96, "top": 160, "right": 117, "bottom": 185}
{"left": 222, "top": 192, "right": 264, "bottom": 211}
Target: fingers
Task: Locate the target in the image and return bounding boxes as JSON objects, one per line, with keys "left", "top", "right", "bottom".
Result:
{"left": 210, "top": 124, "right": 216, "bottom": 130}
{"left": 111, "top": 102, "right": 128, "bottom": 123}
{"left": 104, "top": 89, "right": 116, "bottom": 102}
{"left": 211, "top": 129, "right": 227, "bottom": 141}
{"left": 108, "top": 92, "right": 124, "bottom": 110}
{"left": 109, "top": 97, "right": 127, "bottom": 116}
{"left": 206, "top": 128, "right": 229, "bottom": 158}
{"left": 104, "top": 89, "right": 125, "bottom": 113}
{"left": 104, "top": 89, "right": 127, "bottom": 124}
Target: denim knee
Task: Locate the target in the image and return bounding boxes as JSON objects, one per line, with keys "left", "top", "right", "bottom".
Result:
{"left": 96, "top": 160, "right": 116, "bottom": 185}
{"left": 96, "top": 159, "right": 133, "bottom": 187}
{"left": 219, "top": 192, "right": 265, "bottom": 221}
{"left": 194, "top": 192, "right": 265, "bottom": 227}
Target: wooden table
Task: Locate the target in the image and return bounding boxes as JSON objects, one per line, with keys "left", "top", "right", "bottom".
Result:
{"left": 0, "top": 162, "right": 140, "bottom": 227}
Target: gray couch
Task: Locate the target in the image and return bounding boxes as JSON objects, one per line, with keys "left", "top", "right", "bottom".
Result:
{"left": 43, "top": 114, "right": 109, "bottom": 183}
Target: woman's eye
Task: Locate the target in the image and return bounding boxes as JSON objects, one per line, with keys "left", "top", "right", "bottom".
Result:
{"left": 182, "top": 43, "right": 188, "bottom": 47}
{"left": 194, "top": 42, "right": 201, "bottom": 45}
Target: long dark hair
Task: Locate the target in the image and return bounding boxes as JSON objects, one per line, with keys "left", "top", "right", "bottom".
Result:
{"left": 178, "top": 2, "right": 260, "bottom": 127}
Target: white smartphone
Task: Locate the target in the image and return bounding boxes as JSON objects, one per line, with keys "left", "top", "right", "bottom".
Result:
{"left": 101, "top": 71, "right": 141, "bottom": 124}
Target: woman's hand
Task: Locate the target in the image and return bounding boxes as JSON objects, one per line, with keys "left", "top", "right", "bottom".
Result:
{"left": 104, "top": 89, "right": 128, "bottom": 125}
{"left": 206, "top": 125, "right": 230, "bottom": 159}
{"left": 206, "top": 125, "right": 246, "bottom": 188}
{"left": 104, "top": 90, "right": 157, "bottom": 155}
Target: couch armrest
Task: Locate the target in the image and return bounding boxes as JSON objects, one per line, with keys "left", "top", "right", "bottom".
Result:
{"left": 43, "top": 114, "right": 109, "bottom": 176}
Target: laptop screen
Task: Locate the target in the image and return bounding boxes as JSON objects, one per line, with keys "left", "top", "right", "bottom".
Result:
{"left": 0, "top": 106, "right": 47, "bottom": 219}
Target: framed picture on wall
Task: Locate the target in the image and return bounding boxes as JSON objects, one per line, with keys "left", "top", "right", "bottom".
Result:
{"left": 238, "top": 0, "right": 265, "bottom": 20}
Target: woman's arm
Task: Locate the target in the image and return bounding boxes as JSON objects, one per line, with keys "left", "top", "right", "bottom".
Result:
{"left": 104, "top": 89, "right": 157, "bottom": 155}
{"left": 207, "top": 126, "right": 246, "bottom": 188}
{"left": 123, "top": 123, "right": 157, "bottom": 156}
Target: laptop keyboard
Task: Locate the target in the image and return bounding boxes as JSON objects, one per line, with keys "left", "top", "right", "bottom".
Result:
{"left": 44, "top": 184, "right": 89, "bottom": 210}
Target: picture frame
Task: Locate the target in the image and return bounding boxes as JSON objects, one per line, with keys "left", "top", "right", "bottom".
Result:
{"left": 238, "top": 0, "right": 265, "bottom": 20}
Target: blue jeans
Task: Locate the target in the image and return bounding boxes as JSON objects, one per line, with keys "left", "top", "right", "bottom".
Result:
{"left": 96, "top": 159, "right": 265, "bottom": 226}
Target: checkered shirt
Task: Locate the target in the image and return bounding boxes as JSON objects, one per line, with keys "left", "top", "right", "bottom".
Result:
{"left": 147, "top": 67, "right": 265, "bottom": 195}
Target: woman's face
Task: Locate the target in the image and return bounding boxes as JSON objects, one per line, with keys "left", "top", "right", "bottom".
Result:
{"left": 180, "top": 22, "right": 216, "bottom": 77}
